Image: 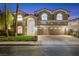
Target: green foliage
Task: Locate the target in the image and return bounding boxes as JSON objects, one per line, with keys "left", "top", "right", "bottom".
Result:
{"left": 6, "top": 9, "right": 14, "bottom": 29}
{"left": 0, "top": 9, "right": 14, "bottom": 30}
{"left": 0, "top": 9, "right": 5, "bottom": 29}
{"left": 0, "top": 36, "right": 34, "bottom": 41}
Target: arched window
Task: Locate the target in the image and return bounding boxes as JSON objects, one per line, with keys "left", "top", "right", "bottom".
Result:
{"left": 56, "top": 13, "right": 63, "bottom": 20}
{"left": 17, "top": 15, "right": 23, "bottom": 21}
{"left": 18, "top": 26, "right": 22, "bottom": 34}
{"left": 41, "top": 13, "right": 48, "bottom": 20}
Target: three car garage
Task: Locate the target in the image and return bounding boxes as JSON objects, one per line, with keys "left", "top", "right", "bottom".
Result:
{"left": 37, "top": 26, "right": 68, "bottom": 35}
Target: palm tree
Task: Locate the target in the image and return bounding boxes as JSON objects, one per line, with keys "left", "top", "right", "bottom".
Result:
{"left": 4, "top": 3, "right": 8, "bottom": 37}
{"left": 15, "top": 3, "right": 19, "bottom": 36}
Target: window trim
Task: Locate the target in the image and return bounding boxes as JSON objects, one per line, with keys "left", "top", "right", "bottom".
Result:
{"left": 17, "top": 14, "right": 23, "bottom": 21}
{"left": 41, "top": 13, "right": 48, "bottom": 20}
{"left": 56, "top": 13, "right": 63, "bottom": 20}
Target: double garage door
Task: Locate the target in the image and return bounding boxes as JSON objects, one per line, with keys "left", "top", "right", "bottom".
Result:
{"left": 49, "top": 29, "right": 65, "bottom": 35}
{"left": 37, "top": 28, "right": 65, "bottom": 35}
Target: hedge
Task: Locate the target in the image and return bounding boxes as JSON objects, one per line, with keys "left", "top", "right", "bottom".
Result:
{"left": 0, "top": 36, "right": 35, "bottom": 41}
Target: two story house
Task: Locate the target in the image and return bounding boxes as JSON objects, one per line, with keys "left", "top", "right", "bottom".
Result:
{"left": 13, "top": 8, "right": 70, "bottom": 36}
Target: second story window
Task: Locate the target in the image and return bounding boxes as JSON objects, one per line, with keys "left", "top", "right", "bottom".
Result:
{"left": 17, "top": 15, "right": 23, "bottom": 21}
{"left": 56, "top": 13, "right": 63, "bottom": 20}
{"left": 41, "top": 13, "right": 48, "bottom": 20}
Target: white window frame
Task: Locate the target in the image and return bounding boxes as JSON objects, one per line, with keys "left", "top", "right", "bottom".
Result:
{"left": 17, "top": 14, "right": 23, "bottom": 21}
{"left": 56, "top": 13, "right": 63, "bottom": 20}
{"left": 41, "top": 13, "right": 48, "bottom": 20}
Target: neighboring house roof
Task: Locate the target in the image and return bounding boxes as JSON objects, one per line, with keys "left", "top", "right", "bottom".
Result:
{"left": 69, "top": 18, "right": 79, "bottom": 22}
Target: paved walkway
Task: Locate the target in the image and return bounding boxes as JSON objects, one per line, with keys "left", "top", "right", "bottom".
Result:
{"left": 0, "top": 41, "right": 37, "bottom": 46}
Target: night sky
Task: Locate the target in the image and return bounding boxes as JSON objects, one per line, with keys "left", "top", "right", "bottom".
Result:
{"left": 0, "top": 3, "right": 79, "bottom": 19}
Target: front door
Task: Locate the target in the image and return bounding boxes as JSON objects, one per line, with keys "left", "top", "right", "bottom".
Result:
{"left": 27, "top": 18, "right": 35, "bottom": 36}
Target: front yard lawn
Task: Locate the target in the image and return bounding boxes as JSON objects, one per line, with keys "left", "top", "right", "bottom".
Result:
{"left": 0, "top": 36, "right": 37, "bottom": 41}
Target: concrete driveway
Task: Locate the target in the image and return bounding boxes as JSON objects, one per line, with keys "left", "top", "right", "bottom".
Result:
{"left": 38, "top": 35, "right": 79, "bottom": 45}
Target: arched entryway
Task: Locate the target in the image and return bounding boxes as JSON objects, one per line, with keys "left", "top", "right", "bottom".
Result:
{"left": 27, "top": 17, "right": 36, "bottom": 36}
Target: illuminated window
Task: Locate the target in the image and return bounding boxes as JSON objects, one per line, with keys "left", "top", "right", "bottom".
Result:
{"left": 41, "top": 13, "right": 48, "bottom": 20}
{"left": 18, "top": 26, "right": 22, "bottom": 34}
{"left": 17, "top": 15, "right": 23, "bottom": 21}
{"left": 56, "top": 13, "right": 63, "bottom": 20}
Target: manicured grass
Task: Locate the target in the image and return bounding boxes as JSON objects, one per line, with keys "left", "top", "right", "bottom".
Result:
{"left": 0, "top": 36, "right": 35, "bottom": 41}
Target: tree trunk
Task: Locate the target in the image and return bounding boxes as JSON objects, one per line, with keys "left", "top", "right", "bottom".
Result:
{"left": 15, "top": 3, "right": 19, "bottom": 36}
{"left": 4, "top": 3, "right": 9, "bottom": 37}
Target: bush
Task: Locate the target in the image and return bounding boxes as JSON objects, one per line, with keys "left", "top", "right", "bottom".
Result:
{"left": 0, "top": 36, "right": 37, "bottom": 41}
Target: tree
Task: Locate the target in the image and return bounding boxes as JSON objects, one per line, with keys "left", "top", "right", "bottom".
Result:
{"left": 4, "top": 4, "right": 14, "bottom": 36}
{"left": 0, "top": 10, "right": 5, "bottom": 30}
{"left": 15, "top": 3, "right": 19, "bottom": 36}
{"left": 0, "top": 10, "right": 2, "bottom": 26}
{"left": 4, "top": 3, "right": 8, "bottom": 36}
{"left": 7, "top": 9, "right": 14, "bottom": 30}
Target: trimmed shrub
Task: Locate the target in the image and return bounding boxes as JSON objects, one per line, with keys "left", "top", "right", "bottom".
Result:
{"left": 0, "top": 36, "right": 37, "bottom": 41}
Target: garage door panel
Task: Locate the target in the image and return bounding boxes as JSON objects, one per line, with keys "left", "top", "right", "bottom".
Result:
{"left": 37, "top": 29, "right": 43, "bottom": 35}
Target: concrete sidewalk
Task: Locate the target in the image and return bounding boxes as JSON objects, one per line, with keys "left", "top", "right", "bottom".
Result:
{"left": 0, "top": 41, "right": 38, "bottom": 46}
